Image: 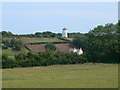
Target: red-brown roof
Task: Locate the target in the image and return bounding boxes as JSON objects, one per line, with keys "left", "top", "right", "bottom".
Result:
{"left": 55, "top": 43, "right": 71, "bottom": 52}
{"left": 26, "top": 44, "right": 46, "bottom": 52}
{"left": 26, "top": 43, "right": 72, "bottom": 52}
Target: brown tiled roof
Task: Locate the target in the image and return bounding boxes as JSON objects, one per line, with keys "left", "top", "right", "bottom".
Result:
{"left": 26, "top": 44, "right": 46, "bottom": 52}
{"left": 55, "top": 43, "right": 71, "bottom": 52}
{"left": 26, "top": 43, "right": 72, "bottom": 52}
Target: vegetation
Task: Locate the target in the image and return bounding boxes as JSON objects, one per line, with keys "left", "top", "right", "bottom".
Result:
{"left": 2, "top": 51, "right": 86, "bottom": 69}
{"left": 45, "top": 43, "right": 56, "bottom": 51}
{"left": 2, "top": 64, "right": 118, "bottom": 88}
{"left": 2, "top": 39, "right": 24, "bottom": 50}
{"left": 1, "top": 22, "right": 119, "bottom": 88}
{"left": 1, "top": 31, "right": 82, "bottom": 38}
{"left": 1, "top": 22, "right": 120, "bottom": 69}
{"left": 2, "top": 38, "right": 64, "bottom": 44}
{"left": 2, "top": 38, "right": 64, "bottom": 55}
{"left": 72, "top": 23, "right": 119, "bottom": 63}
{"left": 2, "top": 49, "right": 19, "bottom": 55}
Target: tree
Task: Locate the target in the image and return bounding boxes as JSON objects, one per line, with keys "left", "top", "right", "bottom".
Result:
{"left": 72, "top": 34, "right": 88, "bottom": 51}
{"left": 45, "top": 43, "right": 56, "bottom": 51}
{"left": 2, "top": 31, "right": 13, "bottom": 37}
{"left": 72, "top": 23, "right": 119, "bottom": 63}
{"left": 12, "top": 40, "right": 24, "bottom": 50}
{"left": 86, "top": 23, "right": 119, "bottom": 63}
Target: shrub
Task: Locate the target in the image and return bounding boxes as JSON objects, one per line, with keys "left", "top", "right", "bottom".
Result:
{"left": 45, "top": 43, "right": 56, "bottom": 51}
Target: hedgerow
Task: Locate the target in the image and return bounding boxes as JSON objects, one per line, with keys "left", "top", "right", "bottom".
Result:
{"left": 2, "top": 51, "right": 86, "bottom": 69}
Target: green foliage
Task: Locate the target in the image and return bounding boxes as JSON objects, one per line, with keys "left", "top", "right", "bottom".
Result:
{"left": 2, "top": 54, "right": 8, "bottom": 60}
{"left": 2, "top": 51, "right": 86, "bottom": 68}
{"left": 68, "top": 32, "right": 82, "bottom": 38}
{"left": 2, "top": 40, "right": 11, "bottom": 47}
{"left": 72, "top": 34, "right": 88, "bottom": 51}
{"left": 2, "top": 54, "right": 17, "bottom": 68}
{"left": 1, "top": 30, "right": 82, "bottom": 38}
{"left": 2, "top": 45, "right": 8, "bottom": 49}
{"left": 2, "top": 39, "right": 24, "bottom": 51}
{"left": 1, "top": 31, "right": 13, "bottom": 37}
{"left": 72, "top": 23, "right": 119, "bottom": 63}
{"left": 45, "top": 43, "right": 56, "bottom": 51}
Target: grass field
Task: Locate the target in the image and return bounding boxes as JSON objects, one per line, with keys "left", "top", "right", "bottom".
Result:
{"left": 3, "top": 38, "right": 64, "bottom": 44}
{"left": 2, "top": 48, "right": 19, "bottom": 55}
{"left": 2, "top": 48, "right": 29, "bottom": 55}
{"left": 2, "top": 64, "right": 118, "bottom": 88}
{"left": 66, "top": 38, "right": 73, "bottom": 41}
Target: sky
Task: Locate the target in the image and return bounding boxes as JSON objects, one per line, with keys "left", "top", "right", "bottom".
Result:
{"left": 118, "top": 1, "right": 120, "bottom": 20}
{"left": 2, "top": 2, "right": 118, "bottom": 34}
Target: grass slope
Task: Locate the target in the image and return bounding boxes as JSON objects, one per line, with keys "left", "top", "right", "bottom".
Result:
{"left": 2, "top": 64, "right": 118, "bottom": 88}
{"left": 2, "top": 48, "right": 19, "bottom": 55}
{"left": 2, "top": 48, "right": 29, "bottom": 55}
{"left": 3, "top": 38, "right": 64, "bottom": 44}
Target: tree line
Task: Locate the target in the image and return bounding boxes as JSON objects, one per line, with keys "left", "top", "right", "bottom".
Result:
{"left": 2, "top": 51, "right": 86, "bottom": 68}
{"left": 72, "top": 23, "right": 119, "bottom": 63}
{"left": 1, "top": 31, "right": 82, "bottom": 38}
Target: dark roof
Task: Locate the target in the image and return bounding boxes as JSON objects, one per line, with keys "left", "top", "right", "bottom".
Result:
{"left": 63, "top": 28, "right": 67, "bottom": 30}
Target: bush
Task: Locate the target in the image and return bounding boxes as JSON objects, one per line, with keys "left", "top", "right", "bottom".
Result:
{"left": 2, "top": 58, "right": 17, "bottom": 68}
{"left": 2, "top": 39, "right": 24, "bottom": 51}
{"left": 2, "top": 45, "right": 8, "bottom": 49}
{"left": 45, "top": 43, "right": 56, "bottom": 51}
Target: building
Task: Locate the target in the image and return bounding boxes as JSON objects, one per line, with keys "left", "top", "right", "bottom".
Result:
{"left": 69, "top": 47, "right": 83, "bottom": 55}
{"left": 62, "top": 28, "right": 68, "bottom": 38}
{"left": 26, "top": 43, "right": 72, "bottom": 52}
{"left": 26, "top": 44, "right": 83, "bottom": 55}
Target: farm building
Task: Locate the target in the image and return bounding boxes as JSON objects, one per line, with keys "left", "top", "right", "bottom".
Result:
{"left": 26, "top": 43, "right": 83, "bottom": 55}
{"left": 26, "top": 43, "right": 71, "bottom": 52}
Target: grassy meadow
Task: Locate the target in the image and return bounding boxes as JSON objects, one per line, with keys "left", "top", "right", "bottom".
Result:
{"left": 2, "top": 48, "right": 19, "bottom": 55}
{"left": 2, "top": 48, "right": 29, "bottom": 55}
{"left": 2, "top": 64, "right": 118, "bottom": 88}
{"left": 3, "top": 38, "right": 64, "bottom": 44}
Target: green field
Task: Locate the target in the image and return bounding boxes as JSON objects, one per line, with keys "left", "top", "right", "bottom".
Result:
{"left": 66, "top": 38, "right": 73, "bottom": 41}
{"left": 2, "top": 48, "right": 29, "bottom": 55}
{"left": 2, "top": 48, "right": 19, "bottom": 55}
{"left": 3, "top": 38, "right": 64, "bottom": 44}
{"left": 2, "top": 64, "right": 118, "bottom": 88}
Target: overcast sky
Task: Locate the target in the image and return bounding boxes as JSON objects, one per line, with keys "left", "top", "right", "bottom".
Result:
{"left": 2, "top": 2, "right": 118, "bottom": 34}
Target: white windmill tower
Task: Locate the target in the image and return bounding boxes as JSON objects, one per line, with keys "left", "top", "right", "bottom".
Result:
{"left": 62, "top": 27, "right": 68, "bottom": 38}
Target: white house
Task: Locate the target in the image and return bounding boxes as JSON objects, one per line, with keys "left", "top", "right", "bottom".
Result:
{"left": 69, "top": 47, "right": 83, "bottom": 55}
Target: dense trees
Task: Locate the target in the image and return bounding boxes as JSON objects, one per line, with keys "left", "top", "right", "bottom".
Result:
{"left": 72, "top": 23, "right": 119, "bottom": 63}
